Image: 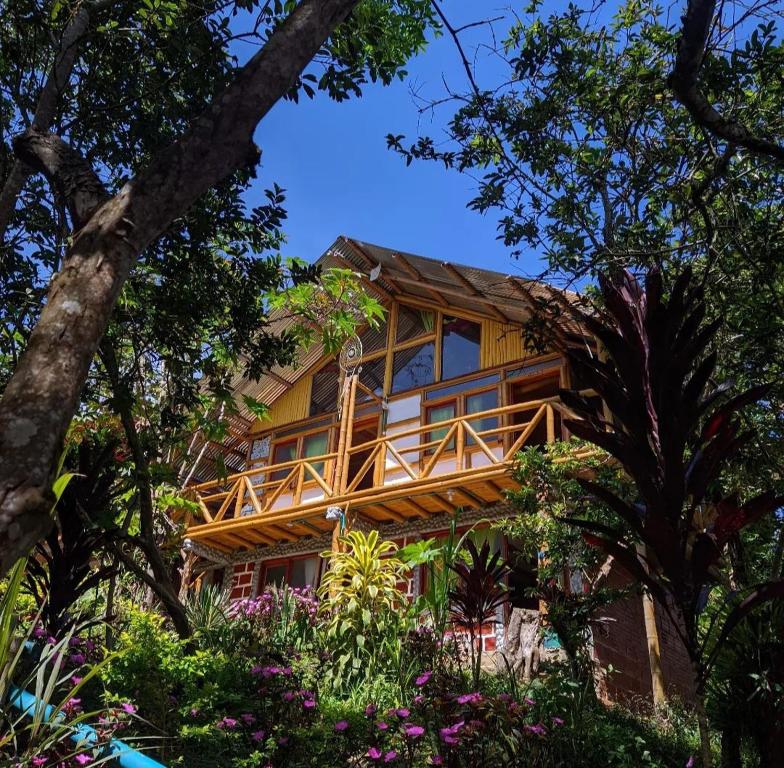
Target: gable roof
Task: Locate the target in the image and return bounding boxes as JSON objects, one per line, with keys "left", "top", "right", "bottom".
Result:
{"left": 228, "top": 235, "right": 578, "bottom": 423}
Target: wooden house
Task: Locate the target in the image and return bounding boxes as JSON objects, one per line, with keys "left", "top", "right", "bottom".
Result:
{"left": 180, "top": 236, "right": 694, "bottom": 704}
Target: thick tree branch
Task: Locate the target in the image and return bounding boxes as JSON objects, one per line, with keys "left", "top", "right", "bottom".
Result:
{"left": 0, "top": 0, "right": 116, "bottom": 240}
{"left": 670, "top": 0, "right": 784, "bottom": 164}
{"left": 0, "top": 0, "right": 360, "bottom": 577}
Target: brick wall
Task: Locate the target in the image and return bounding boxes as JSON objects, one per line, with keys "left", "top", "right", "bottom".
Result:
{"left": 229, "top": 561, "right": 257, "bottom": 600}
{"left": 592, "top": 563, "right": 696, "bottom": 705}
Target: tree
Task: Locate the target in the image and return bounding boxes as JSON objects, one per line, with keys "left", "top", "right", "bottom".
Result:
{"left": 555, "top": 267, "right": 784, "bottom": 767}
{"left": 0, "top": 0, "right": 436, "bottom": 576}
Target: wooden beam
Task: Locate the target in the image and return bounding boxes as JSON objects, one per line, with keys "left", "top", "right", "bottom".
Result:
{"left": 266, "top": 370, "right": 294, "bottom": 388}
{"left": 430, "top": 493, "right": 457, "bottom": 514}
{"left": 331, "top": 252, "right": 395, "bottom": 303}
{"left": 398, "top": 497, "right": 429, "bottom": 519}
{"left": 441, "top": 262, "right": 510, "bottom": 323}
{"left": 454, "top": 488, "right": 485, "bottom": 509}
{"left": 343, "top": 238, "right": 405, "bottom": 294}
{"left": 391, "top": 273, "right": 531, "bottom": 316}
{"left": 373, "top": 503, "right": 406, "bottom": 523}
{"left": 392, "top": 252, "right": 448, "bottom": 306}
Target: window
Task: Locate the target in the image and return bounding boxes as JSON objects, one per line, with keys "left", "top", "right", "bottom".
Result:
{"left": 359, "top": 321, "right": 388, "bottom": 355}
{"left": 424, "top": 387, "right": 499, "bottom": 451}
{"left": 391, "top": 342, "right": 435, "bottom": 393}
{"left": 356, "top": 355, "right": 386, "bottom": 403}
{"left": 441, "top": 316, "right": 481, "bottom": 380}
{"left": 396, "top": 305, "right": 435, "bottom": 343}
{"left": 270, "top": 439, "right": 297, "bottom": 481}
{"left": 425, "top": 401, "right": 456, "bottom": 451}
{"left": 270, "top": 430, "right": 331, "bottom": 482}
{"left": 302, "top": 431, "right": 329, "bottom": 476}
{"left": 310, "top": 361, "right": 340, "bottom": 416}
{"left": 261, "top": 556, "right": 320, "bottom": 590}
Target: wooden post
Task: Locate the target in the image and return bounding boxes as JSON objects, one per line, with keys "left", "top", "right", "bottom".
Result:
{"left": 339, "top": 374, "right": 358, "bottom": 494}
{"left": 638, "top": 543, "right": 666, "bottom": 706}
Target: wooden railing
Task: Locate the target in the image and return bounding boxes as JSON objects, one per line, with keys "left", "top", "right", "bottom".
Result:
{"left": 191, "top": 397, "right": 572, "bottom": 525}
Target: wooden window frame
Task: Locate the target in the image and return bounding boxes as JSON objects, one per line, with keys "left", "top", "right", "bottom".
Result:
{"left": 259, "top": 553, "right": 323, "bottom": 592}
{"left": 268, "top": 424, "right": 335, "bottom": 488}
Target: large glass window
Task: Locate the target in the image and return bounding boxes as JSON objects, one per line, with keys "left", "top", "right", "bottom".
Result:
{"left": 289, "top": 557, "right": 319, "bottom": 589}
{"left": 302, "top": 431, "right": 329, "bottom": 477}
{"left": 426, "top": 402, "right": 456, "bottom": 452}
{"left": 356, "top": 356, "right": 386, "bottom": 403}
{"left": 391, "top": 342, "right": 435, "bottom": 393}
{"left": 396, "top": 305, "right": 435, "bottom": 343}
{"left": 441, "top": 316, "right": 481, "bottom": 380}
{"left": 466, "top": 390, "right": 498, "bottom": 444}
{"left": 359, "top": 321, "right": 388, "bottom": 355}
{"left": 270, "top": 440, "right": 297, "bottom": 480}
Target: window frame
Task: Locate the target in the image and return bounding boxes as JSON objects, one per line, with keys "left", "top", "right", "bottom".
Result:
{"left": 259, "top": 553, "right": 323, "bottom": 592}
{"left": 268, "top": 423, "right": 335, "bottom": 487}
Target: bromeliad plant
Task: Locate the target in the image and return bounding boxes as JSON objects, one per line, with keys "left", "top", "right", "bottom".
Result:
{"left": 556, "top": 268, "right": 784, "bottom": 766}
{"left": 318, "top": 530, "right": 409, "bottom": 691}
{"left": 448, "top": 539, "right": 509, "bottom": 689}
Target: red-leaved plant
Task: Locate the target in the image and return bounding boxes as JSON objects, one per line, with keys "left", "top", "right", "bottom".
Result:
{"left": 553, "top": 268, "right": 783, "bottom": 767}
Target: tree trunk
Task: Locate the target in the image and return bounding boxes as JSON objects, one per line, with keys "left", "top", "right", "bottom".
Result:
{"left": 695, "top": 685, "right": 713, "bottom": 768}
{"left": 0, "top": 0, "right": 361, "bottom": 578}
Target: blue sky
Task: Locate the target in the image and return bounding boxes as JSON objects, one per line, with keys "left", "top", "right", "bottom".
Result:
{"left": 243, "top": 8, "right": 541, "bottom": 280}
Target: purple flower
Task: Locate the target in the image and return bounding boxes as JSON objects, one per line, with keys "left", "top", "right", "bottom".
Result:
{"left": 70, "top": 675, "right": 83, "bottom": 686}
{"left": 252, "top": 730, "right": 266, "bottom": 743}
{"left": 217, "top": 717, "right": 239, "bottom": 730}
{"left": 241, "top": 713, "right": 256, "bottom": 725}
{"left": 524, "top": 723, "right": 547, "bottom": 737}
{"left": 33, "top": 626, "right": 46, "bottom": 639}
{"left": 439, "top": 720, "right": 464, "bottom": 746}
{"left": 365, "top": 703, "right": 378, "bottom": 718}
{"left": 367, "top": 747, "right": 382, "bottom": 761}
{"left": 277, "top": 736, "right": 290, "bottom": 746}
{"left": 190, "top": 707, "right": 200, "bottom": 718}
{"left": 282, "top": 691, "right": 296, "bottom": 702}
{"left": 456, "top": 692, "right": 481, "bottom": 705}
{"left": 415, "top": 671, "right": 432, "bottom": 687}
{"left": 31, "top": 757, "right": 47, "bottom": 767}
{"left": 404, "top": 724, "right": 425, "bottom": 739}
{"left": 64, "top": 697, "right": 82, "bottom": 715}
{"left": 69, "top": 637, "right": 82, "bottom": 647}
{"left": 69, "top": 652, "right": 86, "bottom": 666}
{"left": 303, "top": 698, "right": 316, "bottom": 710}
{"left": 685, "top": 759, "right": 695, "bottom": 768}
{"left": 395, "top": 708, "right": 410, "bottom": 719}
{"left": 552, "top": 716, "right": 564, "bottom": 726}
{"left": 334, "top": 720, "right": 349, "bottom": 732}
{"left": 120, "top": 703, "right": 137, "bottom": 715}
{"left": 429, "top": 757, "right": 444, "bottom": 766}
{"left": 413, "top": 695, "right": 424, "bottom": 705}
{"left": 524, "top": 697, "right": 536, "bottom": 706}
{"left": 376, "top": 721, "right": 389, "bottom": 731}
{"left": 384, "top": 751, "right": 398, "bottom": 763}
{"left": 74, "top": 756, "right": 93, "bottom": 766}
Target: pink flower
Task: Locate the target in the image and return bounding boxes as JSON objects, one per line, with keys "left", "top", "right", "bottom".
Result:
{"left": 252, "top": 730, "right": 266, "bottom": 743}
{"left": 524, "top": 723, "right": 547, "bottom": 737}
{"left": 241, "top": 713, "right": 256, "bottom": 725}
{"left": 395, "top": 708, "right": 410, "bottom": 719}
{"left": 120, "top": 703, "right": 137, "bottom": 715}
{"left": 376, "top": 721, "right": 389, "bottom": 731}
{"left": 70, "top": 675, "right": 83, "bottom": 686}
{"left": 302, "top": 698, "right": 316, "bottom": 710}
{"left": 429, "top": 757, "right": 444, "bottom": 766}
{"left": 685, "top": 759, "right": 695, "bottom": 768}
{"left": 384, "top": 751, "right": 398, "bottom": 763}
{"left": 64, "top": 697, "right": 82, "bottom": 715}
{"left": 413, "top": 695, "right": 424, "bottom": 705}
{"left": 439, "top": 721, "right": 464, "bottom": 746}
{"left": 367, "top": 747, "right": 382, "bottom": 760}
{"left": 282, "top": 691, "right": 296, "bottom": 702}
{"left": 415, "top": 671, "right": 432, "bottom": 687}
{"left": 74, "top": 756, "right": 93, "bottom": 766}
{"left": 364, "top": 703, "right": 378, "bottom": 717}
{"left": 524, "top": 697, "right": 536, "bottom": 706}
{"left": 31, "top": 757, "right": 47, "bottom": 767}
{"left": 334, "top": 720, "right": 349, "bottom": 732}
{"left": 217, "top": 717, "right": 238, "bottom": 730}
{"left": 404, "top": 724, "right": 425, "bottom": 739}
{"left": 552, "top": 716, "right": 564, "bottom": 726}
{"left": 456, "top": 692, "right": 481, "bottom": 705}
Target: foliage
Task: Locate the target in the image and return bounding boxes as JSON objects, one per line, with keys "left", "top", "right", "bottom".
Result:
{"left": 502, "top": 440, "right": 633, "bottom": 679}
{"left": 448, "top": 538, "right": 509, "bottom": 690}
{"left": 318, "top": 530, "right": 410, "bottom": 691}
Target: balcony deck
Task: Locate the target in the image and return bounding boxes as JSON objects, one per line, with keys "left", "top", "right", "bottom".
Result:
{"left": 183, "top": 397, "right": 579, "bottom": 553}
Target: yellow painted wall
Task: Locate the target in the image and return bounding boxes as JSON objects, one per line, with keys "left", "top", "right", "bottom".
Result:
{"left": 253, "top": 375, "right": 312, "bottom": 432}
{"left": 481, "top": 320, "right": 527, "bottom": 368}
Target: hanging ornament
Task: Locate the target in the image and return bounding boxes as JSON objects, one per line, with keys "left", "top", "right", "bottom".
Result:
{"left": 337, "top": 334, "right": 363, "bottom": 419}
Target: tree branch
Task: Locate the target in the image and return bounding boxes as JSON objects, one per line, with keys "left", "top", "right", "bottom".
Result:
{"left": 0, "top": 0, "right": 361, "bottom": 577}
{"left": 0, "top": 0, "right": 116, "bottom": 241}
{"left": 669, "top": 0, "right": 784, "bottom": 164}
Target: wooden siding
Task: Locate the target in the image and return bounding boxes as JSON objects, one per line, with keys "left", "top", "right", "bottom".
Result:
{"left": 481, "top": 320, "right": 526, "bottom": 368}
{"left": 253, "top": 375, "right": 311, "bottom": 432}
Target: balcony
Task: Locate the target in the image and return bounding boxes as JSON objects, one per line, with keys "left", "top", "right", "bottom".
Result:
{"left": 182, "top": 394, "right": 584, "bottom": 554}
